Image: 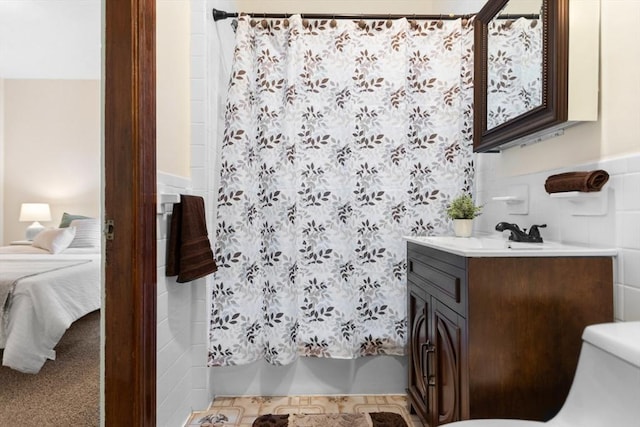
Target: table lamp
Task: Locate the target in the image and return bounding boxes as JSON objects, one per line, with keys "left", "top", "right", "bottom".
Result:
{"left": 19, "top": 203, "right": 52, "bottom": 240}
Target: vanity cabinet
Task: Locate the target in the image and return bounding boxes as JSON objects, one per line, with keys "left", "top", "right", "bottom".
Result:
{"left": 406, "top": 242, "right": 613, "bottom": 426}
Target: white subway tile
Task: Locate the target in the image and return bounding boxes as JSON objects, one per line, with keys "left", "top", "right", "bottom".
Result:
{"left": 191, "top": 366, "right": 208, "bottom": 389}
{"left": 192, "top": 123, "right": 206, "bottom": 146}
{"left": 623, "top": 286, "right": 640, "bottom": 321}
{"left": 191, "top": 55, "right": 206, "bottom": 79}
{"left": 157, "top": 238, "right": 168, "bottom": 267}
{"left": 191, "top": 34, "right": 206, "bottom": 57}
{"left": 158, "top": 290, "right": 169, "bottom": 323}
{"left": 611, "top": 175, "right": 625, "bottom": 212}
{"left": 627, "top": 153, "right": 640, "bottom": 173}
{"left": 191, "top": 344, "right": 208, "bottom": 366}
{"left": 192, "top": 279, "right": 207, "bottom": 301}
{"left": 157, "top": 318, "right": 173, "bottom": 350}
{"left": 157, "top": 354, "right": 191, "bottom": 419}
{"left": 166, "top": 373, "right": 193, "bottom": 427}
{"left": 621, "top": 249, "right": 640, "bottom": 287}
{"left": 191, "top": 168, "right": 207, "bottom": 190}
{"left": 191, "top": 298, "right": 206, "bottom": 322}
{"left": 192, "top": 144, "right": 206, "bottom": 168}
{"left": 191, "top": 100, "right": 206, "bottom": 124}
{"left": 621, "top": 173, "right": 640, "bottom": 211}
{"left": 157, "top": 274, "right": 169, "bottom": 298}
{"left": 158, "top": 337, "right": 186, "bottom": 377}
{"left": 191, "top": 10, "right": 205, "bottom": 35}
{"left": 617, "top": 212, "right": 640, "bottom": 249}
{"left": 191, "top": 78, "right": 206, "bottom": 101}
{"left": 614, "top": 283, "right": 625, "bottom": 321}
{"left": 190, "top": 389, "right": 212, "bottom": 412}
{"left": 588, "top": 213, "right": 617, "bottom": 247}
{"left": 598, "top": 156, "right": 628, "bottom": 176}
{"left": 191, "top": 321, "right": 207, "bottom": 345}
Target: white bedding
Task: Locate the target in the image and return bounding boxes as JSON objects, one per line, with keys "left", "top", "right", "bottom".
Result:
{"left": 0, "top": 245, "right": 101, "bottom": 373}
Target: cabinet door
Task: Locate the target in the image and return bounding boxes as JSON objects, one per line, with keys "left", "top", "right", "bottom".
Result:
{"left": 433, "top": 300, "right": 464, "bottom": 425}
{"left": 407, "top": 284, "right": 432, "bottom": 425}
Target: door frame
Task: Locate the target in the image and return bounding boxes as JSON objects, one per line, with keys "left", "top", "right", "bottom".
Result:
{"left": 104, "top": 0, "right": 157, "bottom": 424}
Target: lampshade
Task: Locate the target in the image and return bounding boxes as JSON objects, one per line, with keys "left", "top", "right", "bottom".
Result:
{"left": 19, "top": 203, "right": 52, "bottom": 240}
{"left": 19, "top": 203, "right": 52, "bottom": 222}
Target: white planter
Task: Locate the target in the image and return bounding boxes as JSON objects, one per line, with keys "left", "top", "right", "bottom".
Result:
{"left": 453, "top": 219, "right": 473, "bottom": 237}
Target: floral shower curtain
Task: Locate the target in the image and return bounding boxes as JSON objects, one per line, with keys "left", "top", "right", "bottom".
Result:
{"left": 209, "top": 15, "right": 475, "bottom": 367}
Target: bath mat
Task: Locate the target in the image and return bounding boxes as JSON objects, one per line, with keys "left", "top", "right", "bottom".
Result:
{"left": 252, "top": 412, "right": 408, "bottom": 427}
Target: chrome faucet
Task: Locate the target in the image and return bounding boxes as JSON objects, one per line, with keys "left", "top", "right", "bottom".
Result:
{"left": 495, "top": 222, "right": 547, "bottom": 243}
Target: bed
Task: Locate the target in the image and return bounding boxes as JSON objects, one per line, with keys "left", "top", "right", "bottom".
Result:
{"left": 0, "top": 244, "right": 100, "bottom": 374}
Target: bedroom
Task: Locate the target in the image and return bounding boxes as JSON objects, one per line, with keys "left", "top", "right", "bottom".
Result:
{"left": 2, "top": 0, "right": 640, "bottom": 426}
{"left": 0, "top": 0, "right": 102, "bottom": 424}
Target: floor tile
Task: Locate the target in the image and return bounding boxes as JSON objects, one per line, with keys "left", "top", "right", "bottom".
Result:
{"left": 186, "top": 394, "right": 417, "bottom": 427}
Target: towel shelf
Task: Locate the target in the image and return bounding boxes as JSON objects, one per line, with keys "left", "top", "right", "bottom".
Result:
{"left": 492, "top": 184, "right": 529, "bottom": 215}
{"left": 549, "top": 188, "right": 609, "bottom": 216}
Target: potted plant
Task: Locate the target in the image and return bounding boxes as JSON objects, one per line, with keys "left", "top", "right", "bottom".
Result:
{"left": 446, "top": 194, "right": 483, "bottom": 237}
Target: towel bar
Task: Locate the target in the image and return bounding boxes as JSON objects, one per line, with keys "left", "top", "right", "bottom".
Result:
{"left": 157, "top": 193, "right": 180, "bottom": 214}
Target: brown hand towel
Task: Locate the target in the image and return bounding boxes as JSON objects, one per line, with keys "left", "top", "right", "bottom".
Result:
{"left": 166, "top": 195, "right": 218, "bottom": 283}
{"left": 544, "top": 170, "right": 609, "bottom": 194}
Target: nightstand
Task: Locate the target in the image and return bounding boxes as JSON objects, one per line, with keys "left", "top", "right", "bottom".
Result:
{"left": 10, "top": 240, "right": 32, "bottom": 246}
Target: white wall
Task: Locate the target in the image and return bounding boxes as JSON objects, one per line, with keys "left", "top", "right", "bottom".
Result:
{"left": 157, "top": 0, "right": 192, "bottom": 178}
{"left": 2, "top": 79, "right": 101, "bottom": 245}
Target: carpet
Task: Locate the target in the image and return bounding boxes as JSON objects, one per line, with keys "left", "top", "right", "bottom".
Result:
{"left": 0, "top": 310, "right": 99, "bottom": 426}
{"left": 252, "top": 412, "right": 409, "bottom": 427}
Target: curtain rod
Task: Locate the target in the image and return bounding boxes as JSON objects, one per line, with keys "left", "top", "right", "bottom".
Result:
{"left": 212, "top": 9, "right": 539, "bottom": 22}
{"left": 212, "top": 8, "right": 475, "bottom": 22}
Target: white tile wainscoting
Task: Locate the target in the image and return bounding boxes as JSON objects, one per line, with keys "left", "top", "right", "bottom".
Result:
{"left": 475, "top": 152, "right": 640, "bottom": 322}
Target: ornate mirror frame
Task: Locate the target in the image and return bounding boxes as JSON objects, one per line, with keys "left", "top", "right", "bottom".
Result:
{"left": 473, "top": 0, "right": 569, "bottom": 152}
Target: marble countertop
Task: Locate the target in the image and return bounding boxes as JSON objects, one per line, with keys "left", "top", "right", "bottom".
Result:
{"left": 403, "top": 234, "right": 618, "bottom": 258}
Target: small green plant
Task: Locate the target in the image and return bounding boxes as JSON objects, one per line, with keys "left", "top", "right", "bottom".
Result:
{"left": 446, "top": 194, "right": 483, "bottom": 220}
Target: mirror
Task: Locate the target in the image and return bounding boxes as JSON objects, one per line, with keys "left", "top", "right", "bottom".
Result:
{"left": 474, "top": 0, "right": 569, "bottom": 152}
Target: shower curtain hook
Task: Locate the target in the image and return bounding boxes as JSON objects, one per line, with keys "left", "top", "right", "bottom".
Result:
{"left": 330, "top": 14, "right": 337, "bottom": 28}
{"left": 410, "top": 14, "right": 417, "bottom": 30}
{"left": 386, "top": 14, "right": 392, "bottom": 28}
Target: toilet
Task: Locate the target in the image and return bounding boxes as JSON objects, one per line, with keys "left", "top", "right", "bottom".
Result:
{"left": 447, "top": 322, "right": 640, "bottom": 427}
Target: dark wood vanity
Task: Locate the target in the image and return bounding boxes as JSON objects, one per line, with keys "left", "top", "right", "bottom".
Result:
{"left": 407, "top": 241, "right": 613, "bottom": 426}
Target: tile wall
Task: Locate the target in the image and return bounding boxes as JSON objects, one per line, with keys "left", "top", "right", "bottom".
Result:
{"left": 475, "top": 151, "right": 640, "bottom": 321}
{"left": 156, "top": 172, "right": 198, "bottom": 427}
{"left": 155, "top": 1, "right": 237, "bottom": 425}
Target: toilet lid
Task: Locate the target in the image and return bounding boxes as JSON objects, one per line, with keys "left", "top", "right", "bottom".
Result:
{"left": 582, "top": 322, "right": 640, "bottom": 368}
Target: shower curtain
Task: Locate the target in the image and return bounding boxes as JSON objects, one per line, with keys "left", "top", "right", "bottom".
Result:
{"left": 209, "top": 15, "right": 475, "bottom": 367}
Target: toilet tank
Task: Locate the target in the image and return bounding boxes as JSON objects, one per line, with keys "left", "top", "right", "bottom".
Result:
{"left": 582, "top": 321, "right": 640, "bottom": 368}
{"left": 553, "top": 321, "right": 640, "bottom": 427}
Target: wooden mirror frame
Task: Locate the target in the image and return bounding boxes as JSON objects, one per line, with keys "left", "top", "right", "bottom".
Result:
{"left": 473, "top": 0, "right": 569, "bottom": 152}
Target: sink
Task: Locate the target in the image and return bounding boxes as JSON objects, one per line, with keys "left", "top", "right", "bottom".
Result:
{"left": 419, "top": 236, "right": 512, "bottom": 250}
{"left": 415, "top": 236, "right": 546, "bottom": 250}
{"left": 403, "top": 235, "right": 617, "bottom": 257}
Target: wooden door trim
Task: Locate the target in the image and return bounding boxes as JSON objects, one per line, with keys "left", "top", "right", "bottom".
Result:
{"left": 104, "top": 0, "right": 157, "bottom": 425}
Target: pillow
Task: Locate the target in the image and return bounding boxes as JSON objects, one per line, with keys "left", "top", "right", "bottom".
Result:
{"left": 68, "top": 218, "right": 101, "bottom": 248}
{"left": 31, "top": 227, "right": 76, "bottom": 254}
{"left": 59, "top": 212, "right": 92, "bottom": 228}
